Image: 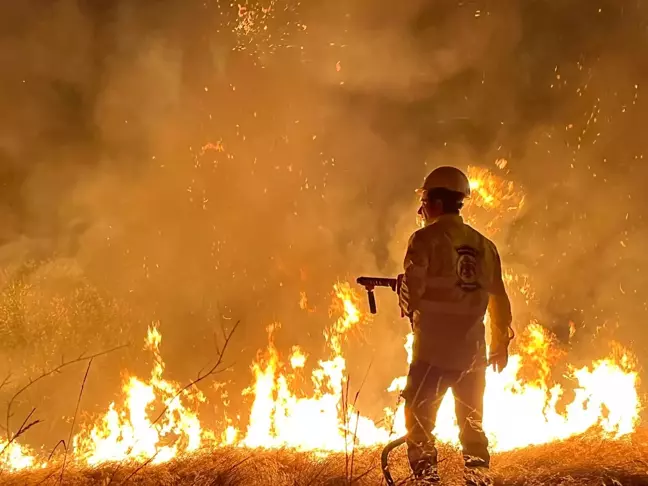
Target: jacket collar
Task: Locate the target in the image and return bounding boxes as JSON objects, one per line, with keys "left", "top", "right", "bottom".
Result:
{"left": 425, "top": 213, "right": 463, "bottom": 226}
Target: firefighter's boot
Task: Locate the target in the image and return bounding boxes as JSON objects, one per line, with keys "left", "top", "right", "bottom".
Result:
{"left": 463, "top": 456, "right": 493, "bottom": 486}
{"left": 412, "top": 462, "right": 440, "bottom": 485}
{"left": 408, "top": 442, "right": 440, "bottom": 484}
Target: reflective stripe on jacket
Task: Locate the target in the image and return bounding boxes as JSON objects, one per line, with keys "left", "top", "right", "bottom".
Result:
{"left": 398, "top": 214, "right": 512, "bottom": 370}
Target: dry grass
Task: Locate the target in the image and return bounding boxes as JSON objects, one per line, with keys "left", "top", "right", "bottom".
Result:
{"left": 493, "top": 429, "right": 648, "bottom": 486}
{"left": 3, "top": 431, "right": 648, "bottom": 486}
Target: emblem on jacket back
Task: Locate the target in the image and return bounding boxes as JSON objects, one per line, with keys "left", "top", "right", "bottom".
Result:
{"left": 455, "top": 245, "right": 481, "bottom": 291}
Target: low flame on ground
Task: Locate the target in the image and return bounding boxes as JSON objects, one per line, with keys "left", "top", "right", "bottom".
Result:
{"left": 233, "top": 283, "right": 640, "bottom": 454}
{"left": 232, "top": 167, "right": 639, "bottom": 453}
{"left": 0, "top": 441, "right": 38, "bottom": 472}
{"left": 0, "top": 166, "right": 642, "bottom": 472}
{"left": 72, "top": 323, "right": 204, "bottom": 465}
{"left": 240, "top": 283, "right": 384, "bottom": 451}
{"left": 430, "top": 328, "right": 639, "bottom": 452}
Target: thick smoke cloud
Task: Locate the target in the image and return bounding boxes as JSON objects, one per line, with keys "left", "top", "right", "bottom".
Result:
{"left": 0, "top": 0, "right": 647, "bottom": 447}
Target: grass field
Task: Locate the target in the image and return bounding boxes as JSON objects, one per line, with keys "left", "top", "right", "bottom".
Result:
{"left": 3, "top": 430, "right": 648, "bottom": 485}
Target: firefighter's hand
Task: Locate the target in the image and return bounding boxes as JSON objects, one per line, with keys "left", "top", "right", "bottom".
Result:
{"left": 488, "top": 349, "right": 508, "bottom": 373}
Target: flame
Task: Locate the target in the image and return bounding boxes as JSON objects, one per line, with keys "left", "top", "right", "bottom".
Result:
{"left": 239, "top": 284, "right": 379, "bottom": 451}
{"left": 0, "top": 166, "right": 642, "bottom": 471}
{"left": 72, "top": 322, "right": 205, "bottom": 465}
{"left": 238, "top": 288, "right": 640, "bottom": 453}
{"left": 290, "top": 346, "right": 307, "bottom": 369}
{"left": 464, "top": 165, "right": 526, "bottom": 236}
{"left": 0, "top": 441, "right": 38, "bottom": 471}
{"left": 231, "top": 167, "right": 639, "bottom": 453}
{"left": 466, "top": 165, "right": 524, "bottom": 211}
{"left": 427, "top": 326, "right": 640, "bottom": 452}
{"left": 325, "top": 282, "right": 362, "bottom": 355}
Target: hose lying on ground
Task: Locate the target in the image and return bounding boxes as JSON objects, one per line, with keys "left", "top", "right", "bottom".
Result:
{"left": 381, "top": 435, "right": 408, "bottom": 486}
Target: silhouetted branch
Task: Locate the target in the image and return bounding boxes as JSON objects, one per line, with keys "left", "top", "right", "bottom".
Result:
{"left": 0, "top": 407, "right": 41, "bottom": 460}
{"left": 150, "top": 320, "right": 239, "bottom": 427}
{"left": 47, "top": 440, "right": 67, "bottom": 462}
{"left": 59, "top": 358, "right": 94, "bottom": 484}
{"left": 349, "top": 360, "right": 373, "bottom": 484}
{"left": 343, "top": 375, "right": 350, "bottom": 479}
{"left": 0, "top": 374, "right": 11, "bottom": 393}
{"left": 5, "top": 343, "right": 128, "bottom": 441}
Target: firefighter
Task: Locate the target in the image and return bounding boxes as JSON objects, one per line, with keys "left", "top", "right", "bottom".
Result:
{"left": 398, "top": 166, "right": 513, "bottom": 485}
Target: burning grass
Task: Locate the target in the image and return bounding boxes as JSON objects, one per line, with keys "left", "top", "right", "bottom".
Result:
{"left": 4, "top": 430, "right": 648, "bottom": 485}
{"left": 0, "top": 279, "right": 641, "bottom": 482}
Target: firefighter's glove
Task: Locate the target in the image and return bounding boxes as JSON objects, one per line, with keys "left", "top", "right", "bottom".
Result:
{"left": 489, "top": 326, "right": 514, "bottom": 373}
{"left": 488, "top": 345, "right": 508, "bottom": 374}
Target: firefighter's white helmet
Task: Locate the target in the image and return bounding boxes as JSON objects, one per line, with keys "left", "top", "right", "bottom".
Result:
{"left": 419, "top": 166, "right": 471, "bottom": 198}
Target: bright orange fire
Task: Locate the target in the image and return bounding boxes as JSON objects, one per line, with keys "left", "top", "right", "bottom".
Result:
{"left": 240, "top": 283, "right": 389, "bottom": 451}
{"left": 72, "top": 323, "right": 205, "bottom": 465}
{"left": 0, "top": 441, "right": 38, "bottom": 472}
{"left": 0, "top": 165, "right": 641, "bottom": 471}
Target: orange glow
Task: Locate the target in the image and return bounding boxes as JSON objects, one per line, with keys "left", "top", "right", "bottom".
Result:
{"left": 1, "top": 167, "right": 641, "bottom": 470}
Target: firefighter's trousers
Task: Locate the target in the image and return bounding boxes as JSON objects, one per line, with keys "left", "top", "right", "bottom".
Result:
{"left": 403, "top": 360, "right": 490, "bottom": 471}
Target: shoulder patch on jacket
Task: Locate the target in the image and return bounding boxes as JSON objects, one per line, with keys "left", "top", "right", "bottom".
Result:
{"left": 455, "top": 245, "right": 481, "bottom": 292}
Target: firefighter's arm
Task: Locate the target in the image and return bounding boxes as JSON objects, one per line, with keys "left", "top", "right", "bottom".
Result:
{"left": 398, "top": 231, "right": 429, "bottom": 318}
{"left": 488, "top": 250, "right": 513, "bottom": 371}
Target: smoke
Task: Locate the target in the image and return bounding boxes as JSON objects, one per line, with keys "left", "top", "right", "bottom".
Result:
{"left": 0, "top": 0, "right": 647, "bottom": 446}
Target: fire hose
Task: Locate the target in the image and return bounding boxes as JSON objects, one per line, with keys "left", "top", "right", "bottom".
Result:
{"left": 381, "top": 434, "right": 408, "bottom": 486}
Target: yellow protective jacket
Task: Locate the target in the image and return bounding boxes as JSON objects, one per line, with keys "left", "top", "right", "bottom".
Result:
{"left": 398, "top": 214, "right": 512, "bottom": 370}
